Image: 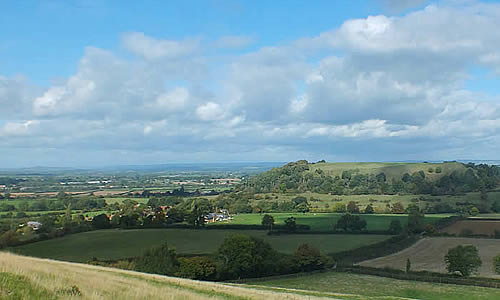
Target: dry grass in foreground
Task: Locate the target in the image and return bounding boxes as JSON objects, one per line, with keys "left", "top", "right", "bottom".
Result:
{"left": 0, "top": 252, "right": 384, "bottom": 300}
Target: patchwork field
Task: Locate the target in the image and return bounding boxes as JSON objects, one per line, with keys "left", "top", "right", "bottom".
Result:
{"left": 251, "top": 270, "right": 500, "bottom": 300}
{"left": 359, "top": 237, "right": 500, "bottom": 278}
{"left": 441, "top": 219, "right": 500, "bottom": 236}
{"left": 12, "top": 229, "right": 390, "bottom": 262}
{"left": 213, "top": 212, "right": 448, "bottom": 231}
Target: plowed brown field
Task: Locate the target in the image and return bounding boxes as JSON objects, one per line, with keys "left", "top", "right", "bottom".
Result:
{"left": 359, "top": 237, "right": 500, "bottom": 277}
{"left": 441, "top": 219, "right": 500, "bottom": 236}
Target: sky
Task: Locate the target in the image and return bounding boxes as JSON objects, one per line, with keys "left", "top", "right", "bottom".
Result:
{"left": 1, "top": 0, "right": 500, "bottom": 168}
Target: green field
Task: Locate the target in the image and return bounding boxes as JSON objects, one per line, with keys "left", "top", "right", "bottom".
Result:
{"left": 250, "top": 271, "right": 500, "bottom": 300}
{"left": 253, "top": 191, "right": 500, "bottom": 213}
{"left": 213, "top": 213, "right": 449, "bottom": 231}
{"left": 12, "top": 229, "right": 390, "bottom": 262}
{"left": 308, "top": 162, "right": 466, "bottom": 181}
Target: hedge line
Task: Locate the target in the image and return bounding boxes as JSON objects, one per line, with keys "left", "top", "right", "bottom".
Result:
{"left": 339, "top": 266, "right": 500, "bottom": 289}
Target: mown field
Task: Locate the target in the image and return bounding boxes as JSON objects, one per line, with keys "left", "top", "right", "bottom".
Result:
{"left": 212, "top": 212, "right": 449, "bottom": 231}
{"left": 2, "top": 252, "right": 364, "bottom": 300}
{"left": 359, "top": 237, "right": 500, "bottom": 278}
{"left": 250, "top": 270, "right": 500, "bottom": 300}
{"left": 12, "top": 229, "right": 390, "bottom": 262}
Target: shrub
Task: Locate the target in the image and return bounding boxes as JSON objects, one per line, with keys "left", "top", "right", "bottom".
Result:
{"left": 388, "top": 220, "right": 403, "bottom": 235}
{"left": 177, "top": 256, "right": 217, "bottom": 280}
{"left": 135, "top": 243, "right": 179, "bottom": 276}
{"left": 494, "top": 254, "right": 500, "bottom": 275}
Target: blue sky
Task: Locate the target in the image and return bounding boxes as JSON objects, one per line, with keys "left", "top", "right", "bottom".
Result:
{"left": 1, "top": 0, "right": 500, "bottom": 167}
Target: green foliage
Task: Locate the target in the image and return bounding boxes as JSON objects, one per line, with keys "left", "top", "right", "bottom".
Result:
{"left": 347, "top": 201, "right": 360, "bottom": 213}
{"left": 294, "top": 243, "right": 328, "bottom": 272}
{"left": 284, "top": 217, "right": 297, "bottom": 232}
{"left": 177, "top": 256, "right": 217, "bottom": 280}
{"left": 91, "top": 214, "right": 111, "bottom": 230}
{"left": 407, "top": 204, "right": 425, "bottom": 234}
{"left": 261, "top": 214, "right": 274, "bottom": 230}
{"left": 406, "top": 258, "right": 411, "bottom": 273}
{"left": 444, "top": 245, "right": 482, "bottom": 277}
{"left": 494, "top": 254, "right": 500, "bottom": 275}
{"left": 216, "top": 235, "right": 281, "bottom": 279}
{"left": 388, "top": 219, "right": 403, "bottom": 234}
{"left": 391, "top": 202, "right": 405, "bottom": 214}
{"left": 364, "top": 204, "right": 374, "bottom": 214}
{"left": 135, "top": 242, "right": 179, "bottom": 276}
{"left": 334, "top": 213, "right": 367, "bottom": 232}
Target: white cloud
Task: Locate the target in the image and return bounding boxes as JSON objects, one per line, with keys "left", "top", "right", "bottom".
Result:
{"left": 0, "top": 120, "right": 39, "bottom": 137}
{"left": 122, "top": 32, "right": 200, "bottom": 60}
{"left": 196, "top": 102, "right": 226, "bottom": 121}
{"left": 155, "top": 87, "right": 189, "bottom": 112}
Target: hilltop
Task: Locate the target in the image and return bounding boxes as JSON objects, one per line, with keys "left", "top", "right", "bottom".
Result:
{"left": 245, "top": 160, "right": 498, "bottom": 196}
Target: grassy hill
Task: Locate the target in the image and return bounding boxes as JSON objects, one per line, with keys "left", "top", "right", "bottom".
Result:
{"left": 307, "top": 162, "right": 466, "bottom": 181}
{"left": 0, "top": 252, "right": 407, "bottom": 300}
{"left": 12, "top": 228, "right": 390, "bottom": 262}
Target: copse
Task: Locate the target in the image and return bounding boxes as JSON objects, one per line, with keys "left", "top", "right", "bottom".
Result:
{"left": 334, "top": 213, "right": 367, "bottom": 232}
{"left": 261, "top": 214, "right": 274, "bottom": 231}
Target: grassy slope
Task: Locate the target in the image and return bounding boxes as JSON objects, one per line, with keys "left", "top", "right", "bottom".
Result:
{"left": 214, "top": 213, "right": 448, "bottom": 231}
{"left": 12, "top": 229, "right": 389, "bottom": 262}
{"left": 0, "top": 252, "right": 386, "bottom": 300}
{"left": 308, "top": 162, "right": 466, "bottom": 180}
{"left": 250, "top": 271, "right": 500, "bottom": 300}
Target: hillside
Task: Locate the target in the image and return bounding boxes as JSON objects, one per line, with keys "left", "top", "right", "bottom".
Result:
{"left": 246, "top": 160, "right": 499, "bottom": 196}
{"left": 0, "top": 252, "right": 398, "bottom": 300}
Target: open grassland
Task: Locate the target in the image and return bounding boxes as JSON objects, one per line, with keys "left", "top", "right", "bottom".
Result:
{"left": 214, "top": 213, "right": 448, "bottom": 231}
{"left": 12, "top": 229, "right": 390, "bottom": 262}
{"left": 0, "top": 252, "right": 389, "bottom": 300}
{"left": 250, "top": 270, "right": 500, "bottom": 300}
{"left": 308, "top": 162, "right": 466, "bottom": 181}
{"left": 441, "top": 219, "right": 500, "bottom": 236}
{"left": 359, "top": 237, "right": 500, "bottom": 278}
{"left": 255, "top": 191, "right": 500, "bottom": 213}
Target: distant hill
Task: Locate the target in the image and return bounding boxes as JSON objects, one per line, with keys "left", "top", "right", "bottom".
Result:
{"left": 245, "top": 160, "right": 499, "bottom": 195}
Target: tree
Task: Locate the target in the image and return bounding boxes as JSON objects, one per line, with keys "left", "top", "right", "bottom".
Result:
{"left": 444, "top": 245, "right": 482, "bottom": 277}
{"left": 391, "top": 202, "right": 405, "bottom": 214}
{"left": 407, "top": 204, "right": 425, "bottom": 234}
{"left": 294, "top": 244, "right": 325, "bottom": 272}
{"left": 388, "top": 219, "right": 403, "bottom": 234}
{"left": 261, "top": 214, "right": 274, "bottom": 231}
{"left": 177, "top": 256, "right": 217, "bottom": 280}
{"left": 346, "top": 201, "right": 360, "bottom": 213}
{"left": 335, "top": 213, "right": 367, "bottom": 232}
{"left": 406, "top": 258, "right": 411, "bottom": 273}
{"left": 135, "top": 243, "right": 179, "bottom": 276}
{"left": 91, "top": 213, "right": 111, "bottom": 229}
{"left": 284, "top": 217, "right": 297, "bottom": 232}
{"left": 364, "top": 204, "right": 374, "bottom": 214}
{"left": 217, "top": 235, "right": 278, "bottom": 279}
{"left": 494, "top": 254, "right": 500, "bottom": 275}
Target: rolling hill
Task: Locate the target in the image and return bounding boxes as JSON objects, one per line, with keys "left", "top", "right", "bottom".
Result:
{"left": 0, "top": 252, "right": 402, "bottom": 300}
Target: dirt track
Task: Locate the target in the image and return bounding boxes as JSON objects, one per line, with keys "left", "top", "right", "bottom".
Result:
{"left": 359, "top": 237, "right": 500, "bottom": 277}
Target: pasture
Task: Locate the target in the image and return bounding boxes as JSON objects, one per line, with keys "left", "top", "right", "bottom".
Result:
{"left": 308, "top": 161, "right": 466, "bottom": 181}
{"left": 214, "top": 213, "right": 448, "bottom": 231}
{"left": 12, "top": 229, "right": 390, "bottom": 262}
{"left": 359, "top": 237, "right": 500, "bottom": 278}
{"left": 251, "top": 270, "right": 500, "bottom": 300}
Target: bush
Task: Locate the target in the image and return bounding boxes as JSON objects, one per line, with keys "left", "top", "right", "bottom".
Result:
{"left": 494, "top": 254, "right": 500, "bottom": 275}
{"left": 388, "top": 220, "right": 403, "bottom": 234}
{"left": 177, "top": 256, "right": 217, "bottom": 280}
{"left": 135, "top": 243, "right": 179, "bottom": 276}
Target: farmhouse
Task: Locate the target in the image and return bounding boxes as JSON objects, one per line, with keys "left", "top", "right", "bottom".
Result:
{"left": 27, "top": 221, "right": 42, "bottom": 231}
